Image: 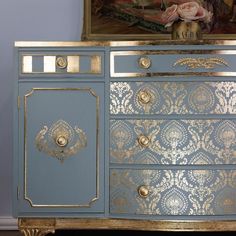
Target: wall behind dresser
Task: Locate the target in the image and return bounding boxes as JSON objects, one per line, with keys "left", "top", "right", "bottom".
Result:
{"left": 0, "top": 0, "right": 83, "bottom": 228}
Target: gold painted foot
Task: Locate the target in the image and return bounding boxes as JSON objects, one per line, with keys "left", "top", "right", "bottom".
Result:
{"left": 18, "top": 218, "right": 56, "bottom": 236}
{"left": 20, "top": 228, "right": 55, "bottom": 236}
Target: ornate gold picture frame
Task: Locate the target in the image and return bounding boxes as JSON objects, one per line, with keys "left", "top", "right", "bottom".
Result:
{"left": 82, "top": 0, "right": 236, "bottom": 40}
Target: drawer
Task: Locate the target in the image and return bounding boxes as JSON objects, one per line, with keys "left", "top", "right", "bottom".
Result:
{"left": 20, "top": 52, "right": 104, "bottom": 77}
{"left": 110, "top": 82, "right": 236, "bottom": 115}
{"left": 110, "top": 119, "right": 236, "bottom": 165}
{"left": 110, "top": 169, "right": 236, "bottom": 216}
{"left": 110, "top": 50, "right": 236, "bottom": 77}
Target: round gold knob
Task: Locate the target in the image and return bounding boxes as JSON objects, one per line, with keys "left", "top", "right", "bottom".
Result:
{"left": 138, "top": 56, "right": 152, "bottom": 69}
{"left": 138, "top": 135, "right": 150, "bottom": 148}
{"left": 56, "top": 135, "right": 68, "bottom": 147}
{"left": 56, "top": 56, "right": 67, "bottom": 69}
{"left": 138, "top": 185, "right": 149, "bottom": 198}
{"left": 138, "top": 90, "right": 152, "bottom": 104}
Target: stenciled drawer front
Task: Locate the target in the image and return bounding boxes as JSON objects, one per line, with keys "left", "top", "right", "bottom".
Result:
{"left": 110, "top": 169, "right": 236, "bottom": 216}
{"left": 110, "top": 82, "right": 236, "bottom": 115}
{"left": 20, "top": 52, "right": 103, "bottom": 77}
{"left": 18, "top": 82, "right": 104, "bottom": 213}
{"left": 110, "top": 50, "right": 236, "bottom": 77}
{"left": 110, "top": 119, "right": 236, "bottom": 165}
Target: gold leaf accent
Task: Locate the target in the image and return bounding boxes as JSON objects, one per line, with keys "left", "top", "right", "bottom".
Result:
{"left": 173, "top": 57, "right": 229, "bottom": 70}
{"left": 35, "top": 120, "right": 87, "bottom": 163}
{"left": 20, "top": 228, "right": 55, "bottom": 236}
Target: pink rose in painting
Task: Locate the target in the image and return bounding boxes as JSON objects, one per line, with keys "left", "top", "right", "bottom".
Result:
{"left": 161, "top": 4, "right": 179, "bottom": 27}
{"left": 177, "top": 1, "right": 206, "bottom": 21}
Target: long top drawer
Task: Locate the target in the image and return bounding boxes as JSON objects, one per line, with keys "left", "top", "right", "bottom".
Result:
{"left": 110, "top": 50, "right": 236, "bottom": 77}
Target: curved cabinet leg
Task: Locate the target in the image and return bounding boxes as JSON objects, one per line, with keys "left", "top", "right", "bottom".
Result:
{"left": 20, "top": 229, "right": 55, "bottom": 236}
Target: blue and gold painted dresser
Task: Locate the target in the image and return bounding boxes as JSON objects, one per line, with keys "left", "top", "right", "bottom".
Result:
{"left": 14, "top": 40, "right": 236, "bottom": 235}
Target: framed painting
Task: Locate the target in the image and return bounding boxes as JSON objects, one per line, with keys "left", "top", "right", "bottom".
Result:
{"left": 82, "top": 0, "right": 236, "bottom": 40}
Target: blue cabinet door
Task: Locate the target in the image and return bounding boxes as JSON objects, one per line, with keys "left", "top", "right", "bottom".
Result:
{"left": 17, "top": 82, "right": 104, "bottom": 215}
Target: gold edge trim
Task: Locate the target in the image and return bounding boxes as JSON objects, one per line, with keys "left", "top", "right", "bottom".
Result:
{"left": 24, "top": 90, "right": 34, "bottom": 207}
{"left": 15, "top": 41, "right": 108, "bottom": 47}
{"left": 86, "top": 34, "right": 236, "bottom": 41}
{"left": 110, "top": 50, "right": 236, "bottom": 56}
{"left": 111, "top": 72, "right": 236, "bottom": 77}
{"left": 96, "top": 95, "right": 99, "bottom": 198}
{"left": 20, "top": 72, "right": 104, "bottom": 75}
{"left": 18, "top": 218, "right": 236, "bottom": 231}
{"left": 110, "top": 53, "right": 115, "bottom": 77}
{"left": 24, "top": 88, "right": 100, "bottom": 208}
{"left": 15, "top": 40, "right": 236, "bottom": 47}
{"left": 87, "top": 88, "right": 100, "bottom": 201}
{"left": 81, "top": 0, "right": 91, "bottom": 40}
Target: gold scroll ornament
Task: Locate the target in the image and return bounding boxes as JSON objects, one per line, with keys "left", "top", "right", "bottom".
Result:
{"left": 35, "top": 120, "right": 87, "bottom": 163}
{"left": 173, "top": 57, "right": 229, "bottom": 70}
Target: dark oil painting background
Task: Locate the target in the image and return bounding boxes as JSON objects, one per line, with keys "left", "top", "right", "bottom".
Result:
{"left": 89, "top": 0, "right": 236, "bottom": 36}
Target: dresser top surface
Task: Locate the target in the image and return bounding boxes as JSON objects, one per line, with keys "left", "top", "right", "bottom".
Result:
{"left": 14, "top": 40, "right": 236, "bottom": 47}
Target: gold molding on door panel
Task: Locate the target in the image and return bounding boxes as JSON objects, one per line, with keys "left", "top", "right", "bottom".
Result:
{"left": 110, "top": 50, "right": 236, "bottom": 77}
{"left": 17, "top": 96, "right": 20, "bottom": 109}
{"left": 24, "top": 88, "right": 100, "bottom": 208}
{"left": 173, "top": 57, "right": 229, "bottom": 70}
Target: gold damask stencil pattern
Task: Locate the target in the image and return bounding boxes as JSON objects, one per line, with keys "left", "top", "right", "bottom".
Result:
{"left": 188, "top": 85, "right": 215, "bottom": 113}
{"left": 110, "top": 169, "right": 236, "bottom": 216}
{"left": 110, "top": 82, "right": 236, "bottom": 114}
{"left": 110, "top": 120, "right": 236, "bottom": 165}
{"left": 110, "top": 82, "right": 134, "bottom": 114}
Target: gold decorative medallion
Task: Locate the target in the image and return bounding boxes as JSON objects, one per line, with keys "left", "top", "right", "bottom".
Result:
{"left": 173, "top": 57, "right": 229, "bottom": 70}
{"left": 35, "top": 120, "right": 87, "bottom": 162}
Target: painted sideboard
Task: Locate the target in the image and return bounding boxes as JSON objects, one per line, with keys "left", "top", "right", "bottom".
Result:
{"left": 14, "top": 40, "right": 236, "bottom": 235}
